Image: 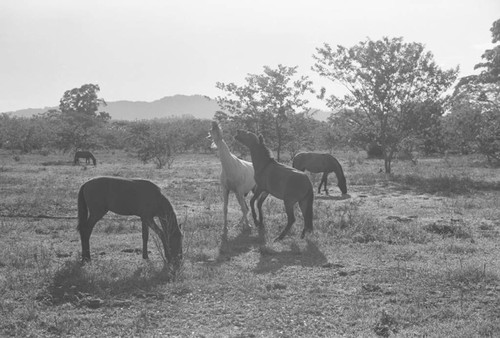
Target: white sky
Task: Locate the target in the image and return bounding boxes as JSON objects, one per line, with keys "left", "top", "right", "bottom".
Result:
{"left": 0, "top": 0, "right": 498, "bottom": 112}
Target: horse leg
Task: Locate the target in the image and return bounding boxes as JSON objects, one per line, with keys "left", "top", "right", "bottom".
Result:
{"left": 274, "top": 200, "right": 296, "bottom": 242}
{"left": 322, "top": 172, "right": 329, "bottom": 195}
{"left": 80, "top": 210, "right": 106, "bottom": 262}
{"left": 250, "top": 191, "right": 259, "bottom": 227}
{"left": 250, "top": 187, "right": 265, "bottom": 227}
{"left": 235, "top": 192, "right": 250, "bottom": 229}
{"left": 257, "top": 192, "right": 269, "bottom": 227}
{"left": 222, "top": 187, "right": 230, "bottom": 228}
{"left": 251, "top": 189, "right": 268, "bottom": 228}
{"left": 317, "top": 174, "right": 324, "bottom": 194}
{"left": 140, "top": 218, "right": 150, "bottom": 259}
{"left": 299, "top": 194, "right": 314, "bottom": 238}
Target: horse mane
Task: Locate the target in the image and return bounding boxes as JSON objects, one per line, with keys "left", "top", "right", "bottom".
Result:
{"left": 256, "top": 136, "right": 273, "bottom": 160}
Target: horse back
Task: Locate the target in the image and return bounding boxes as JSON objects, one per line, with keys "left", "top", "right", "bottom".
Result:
{"left": 221, "top": 157, "right": 255, "bottom": 194}
{"left": 294, "top": 152, "right": 342, "bottom": 174}
{"left": 82, "top": 177, "right": 164, "bottom": 217}
{"left": 258, "top": 161, "right": 312, "bottom": 201}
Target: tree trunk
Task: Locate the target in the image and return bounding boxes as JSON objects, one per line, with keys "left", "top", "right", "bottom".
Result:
{"left": 384, "top": 147, "right": 394, "bottom": 174}
{"left": 384, "top": 156, "right": 392, "bottom": 174}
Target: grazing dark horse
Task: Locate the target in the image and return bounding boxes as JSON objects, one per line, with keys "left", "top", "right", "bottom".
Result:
{"left": 235, "top": 130, "right": 313, "bottom": 241}
{"left": 74, "top": 151, "right": 97, "bottom": 166}
{"left": 77, "top": 177, "right": 183, "bottom": 268}
{"left": 292, "top": 152, "right": 347, "bottom": 195}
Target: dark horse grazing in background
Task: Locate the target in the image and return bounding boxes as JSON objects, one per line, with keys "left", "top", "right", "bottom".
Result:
{"left": 74, "top": 151, "right": 97, "bottom": 166}
{"left": 77, "top": 177, "right": 183, "bottom": 268}
{"left": 235, "top": 130, "right": 314, "bottom": 241}
{"left": 292, "top": 152, "right": 347, "bottom": 195}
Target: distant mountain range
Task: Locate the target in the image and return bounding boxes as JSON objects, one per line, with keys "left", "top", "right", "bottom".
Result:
{"left": 3, "top": 94, "right": 331, "bottom": 121}
{"left": 4, "top": 95, "right": 220, "bottom": 120}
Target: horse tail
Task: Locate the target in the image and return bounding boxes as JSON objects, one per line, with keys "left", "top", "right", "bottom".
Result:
{"left": 77, "top": 184, "right": 88, "bottom": 232}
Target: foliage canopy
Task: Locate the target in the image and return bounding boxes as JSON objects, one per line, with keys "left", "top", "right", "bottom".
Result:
{"left": 313, "top": 37, "right": 458, "bottom": 172}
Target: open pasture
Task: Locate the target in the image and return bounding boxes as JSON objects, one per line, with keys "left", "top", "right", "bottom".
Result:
{"left": 0, "top": 150, "right": 499, "bottom": 337}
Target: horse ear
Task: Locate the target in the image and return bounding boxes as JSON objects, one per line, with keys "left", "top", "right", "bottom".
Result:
{"left": 259, "top": 134, "right": 264, "bottom": 144}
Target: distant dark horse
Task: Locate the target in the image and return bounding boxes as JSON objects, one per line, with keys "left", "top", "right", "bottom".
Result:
{"left": 235, "top": 130, "right": 313, "bottom": 241}
{"left": 77, "top": 177, "right": 183, "bottom": 268}
{"left": 74, "top": 151, "right": 97, "bottom": 166}
{"left": 292, "top": 152, "right": 347, "bottom": 195}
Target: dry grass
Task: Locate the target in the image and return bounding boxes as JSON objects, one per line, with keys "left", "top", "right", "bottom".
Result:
{"left": 0, "top": 149, "right": 499, "bottom": 337}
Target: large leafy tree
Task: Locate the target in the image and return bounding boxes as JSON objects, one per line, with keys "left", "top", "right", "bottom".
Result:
{"left": 313, "top": 37, "right": 458, "bottom": 173}
{"left": 451, "top": 19, "right": 500, "bottom": 163}
{"left": 215, "top": 64, "right": 315, "bottom": 161}
{"left": 475, "top": 18, "right": 500, "bottom": 84}
{"left": 54, "top": 84, "right": 109, "bottom": 152}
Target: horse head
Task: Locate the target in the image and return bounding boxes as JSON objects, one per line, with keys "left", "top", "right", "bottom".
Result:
{"left": 235, "top": 129, "right": 260, "bottom": 148}
{"left": 158, "top": 200, "right": 183, "bottom": 270}
{"left": 208, "top": 121, "right": 223, "bottom": 145}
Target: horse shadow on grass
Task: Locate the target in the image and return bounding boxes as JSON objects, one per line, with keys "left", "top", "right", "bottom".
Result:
{"left": 254, "top": 239, "right": 328, "bottom": 274}
{"left": 217, "top": 224, "right": 266, "bottom": 263}
{"left": 40, "top": 258, "right": 170, "bottom": 306}
{"left": 216, "top": 224, "right": 328, "bottom": 274}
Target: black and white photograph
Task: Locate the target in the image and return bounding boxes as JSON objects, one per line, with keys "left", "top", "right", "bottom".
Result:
{"left": 1, "top": 0, "right": 499, "bottom": 336}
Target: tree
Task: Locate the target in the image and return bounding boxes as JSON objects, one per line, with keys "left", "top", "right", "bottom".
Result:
{"left": 281, "top": 111, "right": 319, "bottom": 160}
{"left": 54, "top": 84, "right": 109, "bottom": 152}
{"left": 451, "top": 19, "right": 500, "bottom": 163}
{"left": 216, "top": 64, "right": 315, "bottom": 161}
{"left": 474, "top": 18, "right": 500, "bottom": 84}
{"left": 313, "top": 37, "right": 458, "bottom": 173}
{"left": 126, "top": 122, "right": 178, "bottom": 169}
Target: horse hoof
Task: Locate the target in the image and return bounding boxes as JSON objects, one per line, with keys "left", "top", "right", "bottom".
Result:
{"left": 301, "top": 228, "right": 313, "bottom": 239}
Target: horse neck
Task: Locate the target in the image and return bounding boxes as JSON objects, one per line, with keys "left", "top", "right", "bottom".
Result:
{"left": 331, "top": 159, "right": 345, "bottom": 180}
{"left": 249, "top": 146, "right": 272, "bottom": 174}
{"left": 215, "top": 139, "right": 240, "bottom": 169}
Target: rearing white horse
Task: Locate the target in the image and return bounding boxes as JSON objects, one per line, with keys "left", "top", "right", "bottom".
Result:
{"left": 209, "top": 121, "right": 257, "bottom": 229}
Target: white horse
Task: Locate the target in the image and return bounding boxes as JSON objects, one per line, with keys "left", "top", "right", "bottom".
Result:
{"left": 209, "top": 121, "right": 258, "bottom": 229}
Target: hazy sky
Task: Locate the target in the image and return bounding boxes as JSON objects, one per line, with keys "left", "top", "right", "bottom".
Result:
{"left": 1, "top": 0, "right": 498, "bottom": 113}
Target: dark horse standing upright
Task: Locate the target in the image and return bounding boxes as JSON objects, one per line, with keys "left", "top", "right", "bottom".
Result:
{"left": 235, "top": 130, "right": 314, "bottom": 241}
{"left": 292, "top": 152, "right": 347, "bottom": 195}
{"left": 74, "top": 151, "right": 97, "bottom": 166}
{"left": 77, "top": 177, "right": 183, "bottom": 268}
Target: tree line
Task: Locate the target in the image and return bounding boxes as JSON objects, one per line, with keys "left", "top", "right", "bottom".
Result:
{"left": 1, "top": 20, "right": 499, "bottom": 171}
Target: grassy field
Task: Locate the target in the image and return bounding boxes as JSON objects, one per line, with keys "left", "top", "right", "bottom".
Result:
{"left": 0, "top": 149, "right": 499, "bottom": 337}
